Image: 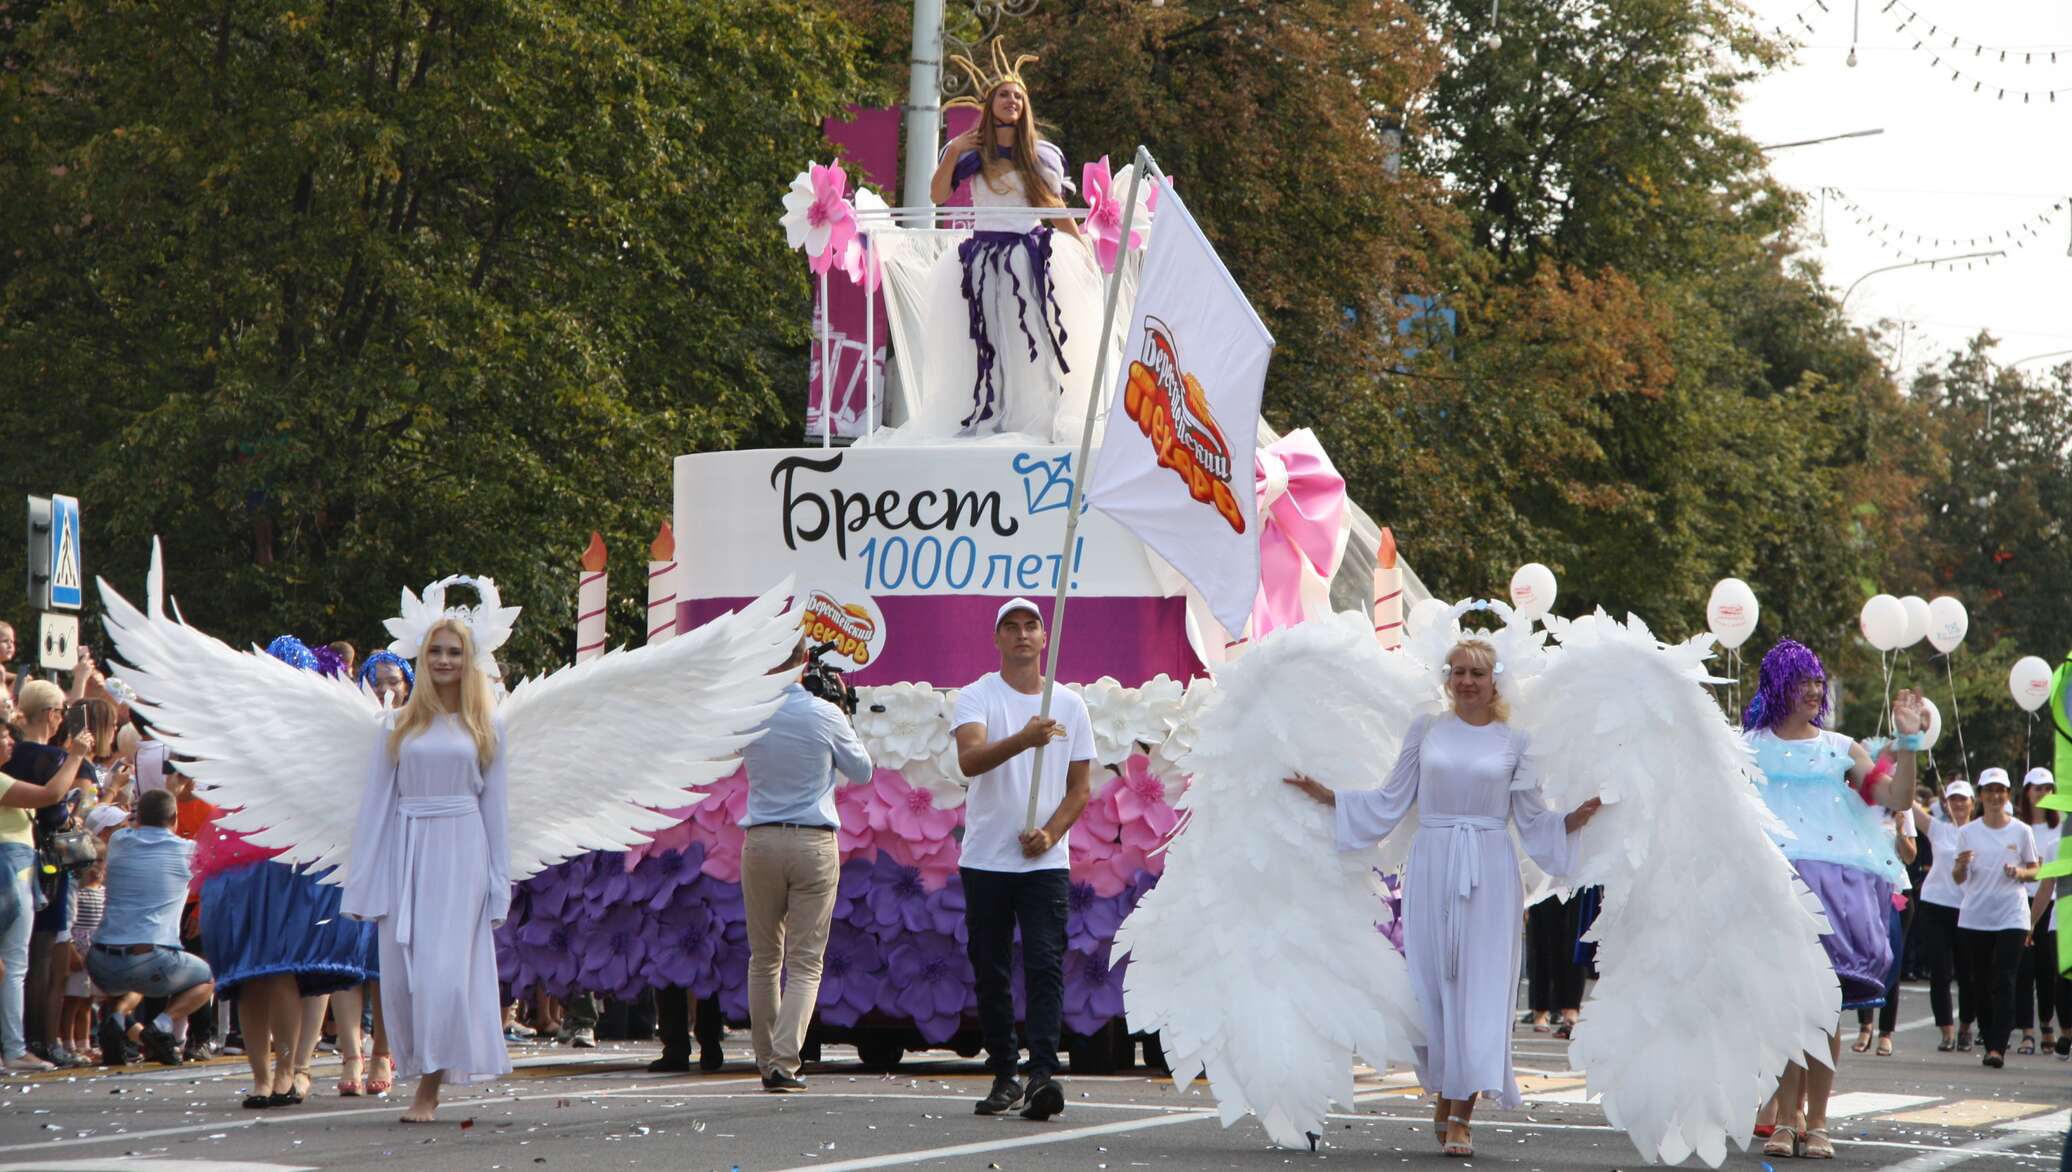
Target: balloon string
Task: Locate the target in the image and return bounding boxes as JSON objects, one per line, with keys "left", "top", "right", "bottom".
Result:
{"left": 1943, "top": 653, "right": 1972, "bottom": 780}
{"left": 2026, "top": 712, "right": 2034, "bottom": 776}
{"left": 1877, "top": 650, "right": 1895, "bottom": 740}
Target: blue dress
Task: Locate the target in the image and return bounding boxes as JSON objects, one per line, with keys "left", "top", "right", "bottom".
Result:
{"left": 198, "top": 826, "right": 378, "bottom": 998}
{"left": 1747, "top": 728, "right": 1901, "bottom": 1008}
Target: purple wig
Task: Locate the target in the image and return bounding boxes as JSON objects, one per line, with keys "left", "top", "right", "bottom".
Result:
{"left": 1743, "top": 639, "right": 1829, "bottom": 731}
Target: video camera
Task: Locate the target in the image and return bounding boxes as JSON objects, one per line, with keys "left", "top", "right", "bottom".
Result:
{"left": 800, "top": 641, "right": 862, "bottom": 716}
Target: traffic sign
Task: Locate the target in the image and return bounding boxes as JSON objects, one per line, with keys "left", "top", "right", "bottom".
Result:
{"left": 49, "top": 495, "right": 81, "bottom": 610}
{"left": 37, "top": 612, "right": 78, "bottom": 671}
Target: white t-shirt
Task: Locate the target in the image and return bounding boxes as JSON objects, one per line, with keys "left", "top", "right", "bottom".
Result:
{"left": 953, "top": 672, "right": 1095, "bottom": 873}
{"left": 1919, "top": 816, "right": 1965, "bottom": 908}
{"left": 1954, "top": 817, "right": 2039, "bottom": 932}
{"left": 1881, "top": 808, "right": 1918, "bottom": 891}
{"left": 2025, "top": 820, "right": 2061, "bottom": 899}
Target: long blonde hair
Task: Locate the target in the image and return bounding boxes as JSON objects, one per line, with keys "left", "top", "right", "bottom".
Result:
{"left": 975, "top": 83, "right": 1064, "bottom": 210}
{"left": 1447, "top": 639, "right": 1511, "bottom": 724}
{"left": 387, "top": 619, "right": 498, "bottom": 770}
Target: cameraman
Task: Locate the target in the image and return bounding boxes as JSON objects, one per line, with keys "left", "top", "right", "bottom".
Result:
{"left": 737, "top": 637, "right": 871, "bottom": 1092}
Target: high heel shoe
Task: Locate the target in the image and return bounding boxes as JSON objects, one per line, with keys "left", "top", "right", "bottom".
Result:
{"left": 367, "top": 1053, "right": 394, "bottom": 1095}
{"left": 338, "top": 1054, "right": 364, "bottom": 1097}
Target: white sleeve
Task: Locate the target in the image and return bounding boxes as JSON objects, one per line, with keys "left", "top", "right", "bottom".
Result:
{"left": 1066, "top": 698, "right": 1095, "bottom": 765}
{"left": 952, "top": 679, "right": 988, "bottom": 733}
{"left": 1334, "top": 715, "right": 1423, "bottom": 851}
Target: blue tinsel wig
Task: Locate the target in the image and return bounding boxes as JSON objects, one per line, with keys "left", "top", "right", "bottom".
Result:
{"left": 1742, "top": 638, "right": 1830, "bottom": 732}
{"left": 357, "top": 649, "right": 415, "bottom": 690}
{"left": 264, "top": 635, "right": 318, "bottom": 671}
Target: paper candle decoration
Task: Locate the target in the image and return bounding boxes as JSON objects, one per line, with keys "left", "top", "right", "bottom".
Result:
{"left": 577, "top": 531, "right": 608, "bottom": 663}
{"left": 1373, "top": 527, "right": 1404, "bottom": 650}
{"left": 648, "top": 522, "right": 679, "bottom": 646}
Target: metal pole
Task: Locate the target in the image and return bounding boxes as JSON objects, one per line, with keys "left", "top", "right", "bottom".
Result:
{"left": 819, "top": 268, "right": 833, "bottom": 448}
{"left": 864, "top": 233, "right": 877, "bottom": 438}
{"left": 1839, "top": 250, "right": 2003, "bottom": 308}
{"left": 902, "top": 0, "right": 945, "bottom": 210}
{"left": 1025, "top": 146, "right": 1153, "bottom": 833}
{"left": 1759, "top": 127, "right": 1883, "bottom": 151}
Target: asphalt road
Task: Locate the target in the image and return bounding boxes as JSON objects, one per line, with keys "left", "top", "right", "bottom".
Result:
{"left": 0, "top": 990, "right": 2066, "bottom": 1171}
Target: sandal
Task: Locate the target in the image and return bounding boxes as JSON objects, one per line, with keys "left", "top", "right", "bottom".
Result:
{"left": 1850, "top": 1027, "right": 1874, "bottom": 1053}
{"left": 2017, "top": 1034, "right": 2036, "bottom": 1055}
{"left": 367, "top": 1053, "right": 394, "bottom": 1095}
{"left": 1443, "top": 1116, "right": 1473, "bottom": 1158}
{"left": 1763, "top": 1124, "right": 1801, "bottom": 1158}
{"left": 1801, "top": 1128, "right": 1835, "bottom": 1159}
{"left": 1875, "top": 1035, "right": 1894, "bottom": 1057}
{"left": 1554, "top": 1020, "right": 1574, "bottom": 1039}
{"left": 339, "top": 1053, "right": 363, "bottom": 1097}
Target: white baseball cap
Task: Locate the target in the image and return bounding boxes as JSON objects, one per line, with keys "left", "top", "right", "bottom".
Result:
{"left": 2024, "top": 766, "right": 2055, "bottom": 789}
{"left": 1942, "top": 779, "right": 1975, "bottom": 800}
{"left": 995, "top": 598, "right": 1044, "bottom": 627}
{"left": 1976, "top": 767, "right": 2011, "bottom": 790}
{"left": 86, "top": 804, "right": 129, "bottom": 834}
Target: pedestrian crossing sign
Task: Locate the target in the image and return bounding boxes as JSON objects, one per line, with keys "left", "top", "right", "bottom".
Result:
{"left": 48, "top": 494, "right": 81, "bottom": 609}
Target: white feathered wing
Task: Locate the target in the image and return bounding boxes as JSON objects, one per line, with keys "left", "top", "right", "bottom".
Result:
{"left": 496, "top": 579, "right": 800, "bottom": 880}
{"left": 1115, "top": 612, "right": 1430, "bottom": 1148}
{"left": 1524, "top": 614, "right": 1837, "bottom": 1168}
{"left": 97, "top": 542, "right": 384, "bottom": 878}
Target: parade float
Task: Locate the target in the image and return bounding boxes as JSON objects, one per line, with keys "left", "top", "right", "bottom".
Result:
{"left": 492, "top": 122, "right": 1435, "bottom": 1071}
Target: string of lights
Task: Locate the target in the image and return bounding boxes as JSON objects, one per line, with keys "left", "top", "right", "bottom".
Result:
{"left": 1771, "top": 0, "right": 2072, "bottom": 101}
{"left": 1819, "top": 188, "right": 2071, "bottom": 260}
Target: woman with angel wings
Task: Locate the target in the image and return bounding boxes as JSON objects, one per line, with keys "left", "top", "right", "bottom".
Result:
{"left": 96, "top": 545, "right": 798, "bottom": 1121}
{"left": 1119, "top": 601, "right": 1848, "bottom": 1168}
{"left": 1283, "top": 633, "right": 1603, "bottom": 1158}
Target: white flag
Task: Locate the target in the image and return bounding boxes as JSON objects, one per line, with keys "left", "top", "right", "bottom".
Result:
{"left": 1084, "top": 182, "right": 1273, "bottom": 635}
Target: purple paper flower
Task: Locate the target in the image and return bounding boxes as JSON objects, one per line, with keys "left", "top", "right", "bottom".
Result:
{"left": 1062, "top": 946, "right": 1127, "bottom": 1036}
{"left": 865, "top": 854, "right": 931, "bottom": 936}
{"left": 628, "top": 841, "right": 707, "bottom": 911}
{"left": 645, "top": 896, "right": 723, "bottom": 992}
{"left": 834, "top": 856, "right": 879, "bottom": 929}
{"left": 513, "top": 918, "right": 580, "bottom": 994}
{"left": 925, "top": 876, "right": 968, "bottom": 944}
{"left": 886, "top": 933, "right": 974, "bottom": 1043}
{"left": 815, "top": 922, "right": 887, "bottom": 1028}
{"left": 1066, "top": 881, "right": 1128, "bottom": 955}
{"left": 715, "top": 916, "right": 751, "bottom": 1021}
{"left": 574, "top": 903, "right": 650, "bottom": 999}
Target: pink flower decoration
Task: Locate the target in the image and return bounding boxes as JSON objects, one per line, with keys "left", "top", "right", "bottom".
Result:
{"left": 686, "top": 771, "right": 750, "bottom": 882}
{"left": 779, "top": 161, "right": 857, "bottom": 274}
{"left": 624, "top": 766, "right": 746, "bottom": 869}
{"left": 866, "top": 769, "right": 963, "bottom": 843}
{"left": 1078, "top": 840, "right": 1149, "bottom": 898}
{"left": 835, "top": 781, "right": 879, "bottom": 863}
{"left": 884, "top": 831, "right": 962, "bottom": 891}
{"left": 1111, "top": 756, "right": 1181, "bottom": 856}
{"left": 839, "top": 188, "right": 887, "bottom": 292}
{"left": 1076, "top": 775, "right": 1124, "bottom": 846}
{"left": 1081, "top": 156, "right": 1158, "bottom": 274}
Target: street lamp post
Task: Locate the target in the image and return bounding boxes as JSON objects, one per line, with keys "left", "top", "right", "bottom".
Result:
{"left": 2008, "top": 349, "right": 2072, "bottom": 369}
{"left": 1839, "top": 251, "right": 2006, "bottom": 308}
{"left": 1760, "top": 128, "right": 1885, "bottom": 152}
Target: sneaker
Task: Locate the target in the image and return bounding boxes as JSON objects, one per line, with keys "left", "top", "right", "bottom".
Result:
{"left": 46, "top": 1043, "right": 89, "bottom": 1069}
{"left": 505, "top": 1021, "right": 537, "bottom": 1040}
{"left": 1020, "top": 1072, "right": 1065, "bottom": 1121}
{"left": 2056, "top": 1036, "right": 2071, "bottom": 1060}
{"left": 222, "top": 1032, "right": 244, "bottom": 1057}
{"left": 762, "top": 1070, "right": 807, "bottom": 1093}
{"left": 139, "top": 1025, "right": 183, "bottom": 1067}
{"left": 569, "top": 1028, "right": 596, "bottom": 1049}
{"left": 99, "top": 1018, "right": 129, "bottom": 1068}
{"left": 3, "top": 1053, "right": 55, "bottom": 1073}
{"left": 975, "top": 1075, "right": 1023, "bottom": 1116}
{"left": 503, "top": 1027, "right": 533, "bottom": 1044}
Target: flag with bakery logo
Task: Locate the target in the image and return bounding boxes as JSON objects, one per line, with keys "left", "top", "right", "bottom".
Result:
{"left": 1084, "top": 181, "right": 1274, "bottom": 635}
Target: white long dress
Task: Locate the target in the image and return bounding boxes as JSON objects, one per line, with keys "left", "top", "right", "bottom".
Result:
{"left": 341, "top": 715, "right": 513, "bottom": 1085}
{"left": 1334, "top": 712, "right": 1576, "bottom": 1108}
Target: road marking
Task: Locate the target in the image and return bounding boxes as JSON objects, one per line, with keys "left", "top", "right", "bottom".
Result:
{"left": 1527, "top": 1087, "right": 1602, "bottom": 1104}
{"left": 1877, "top": 1130, "right": 2049, "bottom": 1171}
{"left": 765, "top": 1110, "right": 1216, "bottom": 1172}
{"left": 1332, "top": 1109, "right": 2055, "bottom": 1161}
{"left": 1995, "top": 1108, "right": 2070, "bottom": 1134}
{"left": 0, "top": 1163, "right": 316, "bottom": 1172}
{"left": 1825, "top": 1091, "right": 1940, "bottom": 1117}
{"left": 1885, "top": 1099, "right": 2059, "bottom": 1127}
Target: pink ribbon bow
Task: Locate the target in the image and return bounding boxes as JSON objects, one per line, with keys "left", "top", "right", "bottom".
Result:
{"left": 1248, "top": 430, "right": 1347, "bottom": 640}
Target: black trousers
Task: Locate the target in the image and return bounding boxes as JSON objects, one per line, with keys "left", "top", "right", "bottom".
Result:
{"left": 1857, "top": 900, "right": 1914, "bottom": 1035}
{"left": 653, "top": 986, "right": 721, "bottom": 1060}
{"left": 1525, "top": 895, "right": 1586, "bottom": 1014}
{"left": 2015, "top": 919, "right": 2056, "bottom": 1033}
{"left": 1914, "top": 900, "right": 1975, "bottom": 1029}
{"left": 961, "top": 867, "right": 1069, "bottom": 1080}
{"left": 1962, "top": 926, "right": 2028, "bottom": 1055}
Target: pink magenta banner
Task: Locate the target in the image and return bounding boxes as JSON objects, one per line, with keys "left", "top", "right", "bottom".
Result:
{"left": 807, "top": 107, "right": 898, "bottom": 440}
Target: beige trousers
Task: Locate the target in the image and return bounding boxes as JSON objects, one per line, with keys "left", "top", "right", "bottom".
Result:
{"left": 739, "top": 826, "right": 840, "bottom": 1078}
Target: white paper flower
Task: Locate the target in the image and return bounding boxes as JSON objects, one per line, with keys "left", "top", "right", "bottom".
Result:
{"left": 1133, "top": 673, "right": 1187, "bottom": 740}
{"left": 1147, "top": 678, "right": 1216, "bottom": 799}
{"left": 902, "top": 746, "right": 968, "bottom": 810}
{"left": 854, "top": 682, "right": 953, "bottom": 773}
{"left": 1073, "top": 676, "right": 1140, "bottom": 766}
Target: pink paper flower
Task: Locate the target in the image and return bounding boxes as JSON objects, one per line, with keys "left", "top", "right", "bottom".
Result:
{"left": 686, "top": 771, "right": 750, "bottom": 882}
{"left": 884, "top": 831, "right": 962, "bottom": 891}
{"left": 835, "top": 781, "right": 879, "bottom": 862}
{"left": 1078, "top": 840, "right": 1150, "bottom": 898}
{"left": 839, "top": 187, "right": 887, "bottom": 292}
{"left": 779, "top": 161, "right": 857, "bottom": 274}
{"left": 1081, "top": 156, "right": 1158, "bottom": 274}
{"left": 1111, "top": 756, "right": 1181, "bottom": 857}
{"left": 866, "top": 769, "right": 963, "bottom": 843}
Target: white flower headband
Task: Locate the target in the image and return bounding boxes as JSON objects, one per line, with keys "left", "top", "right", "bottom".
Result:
{"left": 384, "top": 574, "right": 523, "bottom": 673}
{"left": 1406, "top": 597, "right": 1548, "bottom": 685}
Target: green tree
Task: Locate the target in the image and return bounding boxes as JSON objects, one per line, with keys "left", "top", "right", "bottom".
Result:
{"left": 0, "top": 0, "right": 869, "bottom": 671}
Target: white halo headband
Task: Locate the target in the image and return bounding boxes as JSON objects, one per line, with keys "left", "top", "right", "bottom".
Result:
{"left": 384, "top": 574, "right": 523, "bottom": 672}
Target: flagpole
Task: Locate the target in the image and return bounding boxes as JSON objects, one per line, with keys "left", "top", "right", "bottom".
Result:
{"left": 1026, "top": 144, "right": 1155, "bottom": 833}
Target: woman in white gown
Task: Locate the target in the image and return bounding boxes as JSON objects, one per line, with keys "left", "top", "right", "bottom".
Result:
{"left": 342, "top": 618, "right": 510, "bottom": 1121}
{"left": 1285, "top": 639, "right": 1602, "bottom": 1158}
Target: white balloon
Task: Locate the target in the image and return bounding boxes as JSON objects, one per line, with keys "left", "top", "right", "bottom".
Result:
{"left": 1858, "top": 594, "right": 1908, "bottom": 652}
{"left": 1926, "top": 595, "right": 1969, "bottom": 654}
{"left": 1917, "top": 696, "right": 1943, "bottom": 751}
{"left": 1899, "top": 595, "right": 1930, "bottom": 648}
{"left": 1509, "top": 562, "right": 1558, "bottom": 621}
{"left": 2010, "top": 656, "right": 2054, "bottom": 712}
{"left": 1408, "top": 597, "right": 1452, "bottom": 638}
{"left": 1706, "top": 578, "right": 1760, "bottom": 650}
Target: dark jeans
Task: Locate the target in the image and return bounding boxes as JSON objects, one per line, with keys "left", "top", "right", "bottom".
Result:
{"left": 1915, "top": 900, "right": 1974, "bottom": 1029}
{"left": 1525, "top": 895, "right": 1586, "bottom": 1014}
{"left": 962, "top": 867, "right": 1069, "bottom": 1080}
{"left": 2015, "top": 921, "right": 2056, "bottom": 1033}
{"left": 1962, "top": 926, "right": 2028, "bottom": 1055}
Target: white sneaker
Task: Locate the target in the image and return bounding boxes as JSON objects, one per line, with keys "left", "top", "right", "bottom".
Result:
{"left": 4, "top": 1053, "right": 55, "bottom": 1072}
{"left": 570, "top": 1028, "right": 596, "bottom": 1049}
{"left": 505, "top": 1022, "right": 537, "bottom": 1039}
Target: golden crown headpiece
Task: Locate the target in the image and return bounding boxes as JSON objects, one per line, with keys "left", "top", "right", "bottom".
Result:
{"left": 944, "top": 38, "right": 1039, "bottom": 112}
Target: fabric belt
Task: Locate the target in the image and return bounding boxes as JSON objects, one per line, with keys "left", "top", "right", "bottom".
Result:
{"left": 395, "top": 797, "right": 477, "bottom": 946}
{"left": 94, "top": 942, "right": 158, "bottom": 956}
{"left": 746, "top": 822, "right": 835, "bottom": 833}
{"left": 1419, "top": 814, "right": 1508, "bottom": 980}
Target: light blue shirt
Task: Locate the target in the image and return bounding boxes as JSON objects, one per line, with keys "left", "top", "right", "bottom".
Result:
{"left": 99, "top": 826, "right": 195, "bottom": 949}
{"left": 740, "top": 683, "right": 873, "bottom": 829}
